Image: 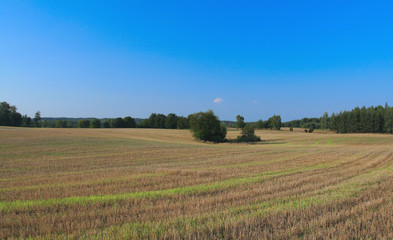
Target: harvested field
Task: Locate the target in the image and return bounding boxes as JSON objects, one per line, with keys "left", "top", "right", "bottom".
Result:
{"left": 1, "top": 127, "right": 393, "bottom": 239}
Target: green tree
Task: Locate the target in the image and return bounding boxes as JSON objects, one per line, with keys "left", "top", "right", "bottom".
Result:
{"left": 90, "top": 118, "right": 101, "bottom": 128}
{"left": 236, "top": 124, "right": 261, "bottom": 142}
{"left": 256, "top": 120, "right": 265, "bottom": 129}
{"left": 55, "top": 120, "right": 68, "bottom": 128}
{"left": 321, "top": 112, "right": 328, "bottom": 130}
{"left": 165, "top": 113, "right": 178, "bottom": 129}
{"left": 0, "top": 102, "right": 22, "bottom": 126}
{"left": 236, "top": 115, "right": 245, "bottom": 129}
{"left": 78, "top": 119, "right": 90, "bottom": 128}
{"left": 123, "top": 116, "right": 136, "bottom": 128}
{"left": 21, "top": 115, "right": 32, "bottom": 127}
{"left": 176, "top": 116, "right": 189, "bottom": 129}
{"left": 268, "top": 115, "right": 282, "bottom": 130}
{"left": 34, "top": 111, "right": 42, "bottom": 127}
{"left": 111, "top": 117, "right": 124, "bottom": 128}
{"left": 188, "top": 110, "right": 227, "bottom": 143}
{"left": 104, "top": 119, "right": 111, "bottom": 128}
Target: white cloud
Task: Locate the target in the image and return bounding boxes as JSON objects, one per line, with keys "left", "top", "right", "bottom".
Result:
{"left": 214, "top": 97, "right": 223, "bottom": 103}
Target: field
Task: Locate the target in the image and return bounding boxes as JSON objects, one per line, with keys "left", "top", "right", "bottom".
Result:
{"left": 1, "top": 127, "right": 393, "bottom": 239}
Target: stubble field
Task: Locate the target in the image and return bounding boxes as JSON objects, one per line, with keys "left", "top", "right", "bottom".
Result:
{"left": 1, "top": 127, "right": 393, "bottom": 239}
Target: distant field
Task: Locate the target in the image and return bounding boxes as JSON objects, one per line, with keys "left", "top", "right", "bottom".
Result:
{"left": 1, "top": 127, "right": 393, "bottom": 239}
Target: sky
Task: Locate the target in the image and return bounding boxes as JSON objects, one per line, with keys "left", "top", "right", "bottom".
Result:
{"left": 1, "top": 0, "right": 393, "bottom": 121}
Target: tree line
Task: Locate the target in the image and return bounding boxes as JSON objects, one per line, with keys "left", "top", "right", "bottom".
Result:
{"left": 2, "top": 101, "right": 392, "bottom": 134}
{"left": 247, "top": 115, "right": 282, "bottom": 130}
{"left": 329, "top": 104, "right": 393, "bottom": 133}
{"left": 282, "top": 103, "right": 393, "bottom": 134}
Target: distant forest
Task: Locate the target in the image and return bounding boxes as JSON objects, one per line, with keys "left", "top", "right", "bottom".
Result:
{"left": 1, "top": 101, "right": 392, "bottom": 134}
{"left": 282, "top": 104, "right": 393, "bottom": 134}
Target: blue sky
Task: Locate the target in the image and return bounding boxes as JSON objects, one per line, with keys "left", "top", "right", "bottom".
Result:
{"left": 1, "top": 0, "right": 392, "bottom": 121}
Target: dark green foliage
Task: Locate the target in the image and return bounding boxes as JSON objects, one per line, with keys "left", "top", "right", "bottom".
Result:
{"left": 34, "top": 111, "right": 42, "bottom": 127}
{"left": 330, "top": 104, "right": 393, "bottom": 133}
{"left": 141, "top": 113, "right": 166, "bottom": 128}
{"left": 189, "top": 110, "right": 227, "bottom": 143}
{"left": 283, "top": 117, "right": 321, "bottom": 129}
{"left": 176, "top": 116, "right": 189, "bottom": 129}
{"left": 21, "top": 115, "right": 32, "bottom": 127}
{"left": 0, "top": 102, "right": 22, "bottom": 127}
{"left": 111, "top": 117, "right": 124, "bottom": 128}
{"left": 104, "top": 119, "right": 111, "bottom": 128}
{"left": 123, "top": 116, "right": 136, "bottom": 128}
{"left": 321, "top": 112, "right": 328, "bottom": 130}
{"left": 255, "top": 120, "right": 266, "bottom": 129}
{"left": 290, "top": 127, "right": 293, "bottom": 131}
{"left": 268, "top": 115, "right": 282, "bottom": 130}
{"left": 236, "top": 124, "right": 261, "bottom": 142}
{"left": 165, "top": 113, "right": 178, "bottom": 129}
{"left": 90, "top": 118, "right": 101, "bottom": 128}
{"left": 236, "top": 115, "right": 245, "bottom": 129}
{"left": 78, "top": 119, "right": 90, "bottom": 128}
{"left": 55, "top": 120, "right": 68, "bottom": 128}
{"left": 308, "top": 125, "right": 315, "bottom": 133}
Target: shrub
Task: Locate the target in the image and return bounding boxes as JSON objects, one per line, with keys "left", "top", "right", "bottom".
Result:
{"left": 188, "top": 110, "right": 227, "bottom": 143}
{"left": 236, "top": 124, "right": 261, "bottom": 142}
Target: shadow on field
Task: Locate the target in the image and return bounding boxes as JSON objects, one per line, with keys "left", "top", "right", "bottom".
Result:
{"left": 226, "top": 138, "right": 286, "bottom": 145}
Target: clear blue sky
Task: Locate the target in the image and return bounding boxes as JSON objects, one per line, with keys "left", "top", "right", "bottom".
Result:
{"left": 1, "top": 0, "right": 393, "bottom": 121}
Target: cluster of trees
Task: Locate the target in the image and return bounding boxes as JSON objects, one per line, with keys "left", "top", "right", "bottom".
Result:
{"left": 0, "top": 102, "right": 43, "bottom": 127}
{"left": 140, "top": 113, "right": 189, "bottom": 129}
{"left": 282, "top": 117, "right": 321, "bottom": 129}
{"left": 281, "top": 104, "right": 393, "bottom": 134}
{"left": 330, "top": 104, "right": 393, "bottom": 133}
{"left": 248, "top": 115, "right": 282, "bottom": 130}
{"left": 189, "top": 110, "right": 227, "bottom": 142}
{"left": 236, "top": 115, "right": 261, "bottom": 142}
{"left": 188, "top": 112, "right": 261, "bottom": 143}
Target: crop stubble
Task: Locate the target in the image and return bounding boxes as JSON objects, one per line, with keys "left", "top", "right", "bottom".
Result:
{"left": 0, "top": 127, "right": 393, "bottom": 239}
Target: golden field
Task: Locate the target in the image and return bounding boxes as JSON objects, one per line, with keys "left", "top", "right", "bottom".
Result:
{"left": 1, "top": 127, "right": 393, "bottom": 239}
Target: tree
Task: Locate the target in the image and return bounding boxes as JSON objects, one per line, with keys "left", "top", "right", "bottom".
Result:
{"left": 0, "top": 101, "right": 22, "bottom": 126}
{"left": 165, "top": 113, "right": 178, "bottom": 129}
{"left": 111, "top": 117, "right": 124, "bottom": 128}
{"left": 90, "top": 118, "right": 101, "bottom": 128}
{"left": 123, "top": 116, "right": 136, "bottom": 128}
{"left": 34, "top": 111, "right": 42, "bottom": 127}
{"left": 256, "top": 120, "right": 265, "bottom": 129}
{"left": 268, "top": 115, "right": 282, "bottom": 130}
{"left": 78, "top": 119, "right": 90, "bottom": 128}
{"left": 21, "top": 115, "right": 32, "bottom": 127}
{"left": 104, "top": 119, "right": 111, "bottom": 128}
{"left": 321, "top": 112, "right": 328, "bottom": 130}
{"left": 188, "top": 110, "right": 227, "bottom": 143}
{"left": 236, "top": 124, "right": 261, "bottom": 142}
{"left": 176, "top": 116, "right": 189, "bottom": 129}
{"left": 55, "top": 120, "right": 68, "bottom": 128}
{"left": 236, "top": 115, "right": 245, "bottom": 129}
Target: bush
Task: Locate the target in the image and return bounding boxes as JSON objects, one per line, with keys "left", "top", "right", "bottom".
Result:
{"left": 188, "top": 110, "right": 227, "bottom": 143}
{"left": 290, "top": 127, "right": 293, "bottom": 131}
{"left": 236, "top": 124, "right": 261, "bottom": 142}
{"left": 308, "top": 126, "right": 315, "bottom": 133}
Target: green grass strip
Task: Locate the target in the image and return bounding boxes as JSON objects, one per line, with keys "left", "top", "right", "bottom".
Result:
{"left": 0, "top": 162, "right": 335, "bottom": 212}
